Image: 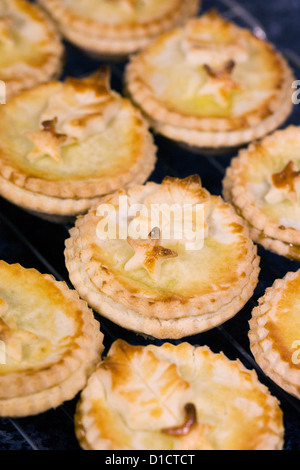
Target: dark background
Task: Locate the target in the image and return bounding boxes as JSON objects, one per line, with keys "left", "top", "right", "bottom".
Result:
{"left": 242, "top": 0, "right": 300, "bottom": 50}
{"left": 0, "top": 0, "right": 299, "bottom": 451}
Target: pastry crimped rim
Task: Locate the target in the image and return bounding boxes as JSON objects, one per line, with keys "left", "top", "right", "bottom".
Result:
{"left": 0, "top": 358, "right": 98, "bottom": 418}
{"left": 1, "top": 0, "right": 64, "bottom": 101}
{"left": 249, "top": 271, "right": 300, "bottom": 400}
{"left": 67, "top": 192, "right": 259, "bottom": 319}
{"left": 223, "top": 126, "right": 300, "bottom": 250}
{"left": 65, "top": 246, "right": 260, "bottom": 339}
{"left": 125, "top": 20, "right": 294, "bottom": 149}
{"left": 75, "top": 341, "right": 284, "bottom": 450}
{"left": 0, "top": 82, "right": 157, "bottom": 201}
{"left": 249, "top": 227, "right": 300, "bottom": 262}
{"left": 64, "top": 183, "right": 260, "bottom": 339}
{"left": 0, "top": 141, "right": 155, "bottom": 222}
{"left": 223, "top": 172, "right": 299, "bottom": 260}
{"left": 0, "top": 174, "right": 103, "bottom": 217}
{"left": 37, "top": 0, "right": 200, "bottom": 56}
{"left": 0, "top": 262, "right": 104, "bottom": 417}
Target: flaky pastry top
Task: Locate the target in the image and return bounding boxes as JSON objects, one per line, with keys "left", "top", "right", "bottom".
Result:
{"left": 71, "top": 175, "right": 259, "bottom": 319}
{"left": 0, "top": 0, "right": 63, "bottom": 98}
{"left": 249, "top": 270, "right": 300, "bottom": 399}
{"left": 0, "top": 261, "right": 103, "bottom": 399}
{"left": 75, "top": 340, "right": 283, "bottom": 450}
{"left": 40, "top": 0, "right": 187, "bottom": 28}
{"left": 126, "top": 10, "right": 292, "bottom": 132}
{"left": 227, "top": 126, "right": 300, "bottom": 242}
{"left": 0, "top": 68, "right": 156, "bottom": 199}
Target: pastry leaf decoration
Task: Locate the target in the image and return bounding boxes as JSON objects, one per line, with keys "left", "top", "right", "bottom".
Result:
{"left": 162, "top": 403, "right": 197, "bottom": 436}
{"left": 125, "top": 228, "right": 178, "bottom": 281}
{"left": 97, "top": 341, "right": 214, "bottom": 449}
{"left": 98, "top": 340, "right": 191, "bottom": 431}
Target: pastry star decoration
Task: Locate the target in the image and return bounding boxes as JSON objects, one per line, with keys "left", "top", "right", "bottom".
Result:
{"left": 0, "top": 16, "right": 14, "bottom": 46}
{"left": 25, "top": 118, "right": 67, "bottom": 163}
{"left": 199, "top": 61, "right": 241, "bottom": 107}
{"left": 40, "top": 68, "right": 120, "bottom": 141}
{"left": 124, "top": 228, "right": 178, "bottom": 281}
{"left": 265, "top": 161, "right": 300, "bottom": 204}
{"left": 182, "top": 13, "right": 247, "bottom": 107}
{"left": 0, "top": 299, "right": 38, "bottom": 363}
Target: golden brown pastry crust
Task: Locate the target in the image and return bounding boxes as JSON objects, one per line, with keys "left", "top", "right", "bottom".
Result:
{"left": 125, "top": 11, "right": 294, "bottom": 150}
{"left": 249, "top": 270, "right": 300, "bottom": 400}
{"left": 75, "top": 340, "right": 284, "bottom": 450}
{"left": 223, "top": 126, "right": 300, "bottom": 259}
{"left": 0, "top": 261, "right": 104, "bottom": 417}
{"left": 65, "top": 176, "right": 260, "bottom": 339}
{"left": 38, "top": 0, "right": 200, "bottom": 58}
{"left": 0, "top": 0, "right": 64, "bottom": 100}
{"left": 0, "top": 70, "right": 156, "bottom": 221}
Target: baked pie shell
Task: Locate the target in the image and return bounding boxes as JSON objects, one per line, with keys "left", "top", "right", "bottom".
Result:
{"left": 0, "top": 157, "right": 155, "bottom": 224}
{"left": 223, "top": 126, "right": 300, "bottom": 258}
{"left": 2, "top": 0, "right": 64, "bottom": 101}
{"left": 125, "top": 28, "right": 294, "bottom": 150}
{"left": 64, "top": 187, "right": 260, "bottom": 339}
{"left": 75, "top": 341, "right": 284, "bottom": 450}
{"left": 0, "top": 84, "right": 157, "bottom": 200}
{"left": 0, "top": 83, "right": 157, "bottom": 222}
{"left": 0, "top": 262, "right": 104, "bottom": 417}
{"left": 249, "top": 271, "right": 300, "bottom": 400}
{"left": 249, "top": 228, "right": 300, "bottom": 261}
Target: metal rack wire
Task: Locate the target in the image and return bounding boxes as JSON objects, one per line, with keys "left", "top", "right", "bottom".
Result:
{"left": 0, "top": 0, "right": 299, "bottom": 450}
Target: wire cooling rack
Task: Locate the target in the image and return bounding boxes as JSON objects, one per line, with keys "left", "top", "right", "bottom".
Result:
{"left": 0, "top": 0, "right": 300, "bottom": 450}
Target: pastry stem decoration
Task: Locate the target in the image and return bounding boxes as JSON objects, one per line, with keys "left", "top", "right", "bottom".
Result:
{"left": 0, "top": 16, "right": 14, "bottom": 46}
{"left": 149, "top": 226, "right": 160, "bottom": 240}
{"left": 125, "top": 229, "right": 178, "bottom": 281}
{"left": 162, "top": 403, "right": 197, "bottom": 436}
{"left": 204, "top": 59, "right": 236, "bottom": 79}
{"left": 0, "top": 299, "right": 38, "bottom": 363}
{"left": 266, "top": 161, "right": 300, "bottom": 204}
{"left": 25, "top": 118, "right": 67, "bottom": 163}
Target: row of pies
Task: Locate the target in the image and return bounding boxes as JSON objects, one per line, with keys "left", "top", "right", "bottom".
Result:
{"left": 0, "top": 2, "right": 295, "bottom": 150}
{"left": 0, "top": 71, "right": 299, "bottom": 258}
{"left": 1, "top": 0, "right": 200, "bottom": 98}
{"left": 0, "top": 0, "right": 299, "bottom": 451}
{"left": 0, "top": 173, "right": 299, "bottom": 449}
{"left": 0, "top": 2, "right": 299, "bottom": 260}
{"left": 0, "top": 259, "right": 299, "bottom": 450}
